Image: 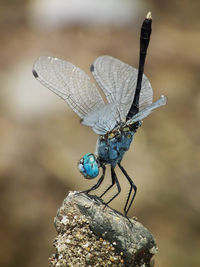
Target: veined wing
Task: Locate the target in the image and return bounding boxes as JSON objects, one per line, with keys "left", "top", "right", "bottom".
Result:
{"left": 127, "top": 95, "right": 167, "bottom": 125}
{"left": 81, "top": 103, "right": 119, "bottom": 135}
{"left": 90, "top": 55, "right": 153, "bottom": 121}
{"left": 33, "top": 56, "right": 105, "bottom": 119}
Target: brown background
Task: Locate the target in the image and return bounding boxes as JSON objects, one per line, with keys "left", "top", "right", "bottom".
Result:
{"left": 0, "top": 0, "right": 199, "bottom": 266}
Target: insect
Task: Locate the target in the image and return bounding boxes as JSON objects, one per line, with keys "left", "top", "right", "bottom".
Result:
{"left": 32, "top": 12, "right": 167, "bottom": 216}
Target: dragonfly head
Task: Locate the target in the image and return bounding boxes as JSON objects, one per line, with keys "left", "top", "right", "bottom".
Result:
{"left": 78, "top": 153, "right": 99, "bottom": 179}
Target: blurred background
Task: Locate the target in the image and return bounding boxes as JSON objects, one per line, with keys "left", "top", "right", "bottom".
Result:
{"left": 0, "top": 0, "right": 199, "bottom": 266}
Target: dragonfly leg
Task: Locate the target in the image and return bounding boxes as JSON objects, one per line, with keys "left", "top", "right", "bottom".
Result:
{"left": 81, "top": 165, "right": 106, "bottom": 194}
{"left": 100, "top": 166, "right": 115, "bottom": 198}
{"left": 118, "top": 162, "right": 137, "bottom": 216}
{"left": 104, "top": 166, "right": 121, "bottom": 206}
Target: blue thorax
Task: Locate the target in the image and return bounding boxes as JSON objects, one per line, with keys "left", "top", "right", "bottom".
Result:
{"left": 97, "top": 128, "right": 134, "bottom": 167}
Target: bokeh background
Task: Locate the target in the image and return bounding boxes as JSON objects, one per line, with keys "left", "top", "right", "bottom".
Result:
{"left": 0, "top": 0, "right": 199, "bottom": 266}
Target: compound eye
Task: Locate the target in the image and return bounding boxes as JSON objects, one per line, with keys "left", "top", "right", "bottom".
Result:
{"left": 78, "top": 153, "right": 99, "bottom": 179}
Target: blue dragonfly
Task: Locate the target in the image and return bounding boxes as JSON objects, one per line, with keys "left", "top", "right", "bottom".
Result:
{"left": 32, "top": 13, "right": 167, "bottom": 215}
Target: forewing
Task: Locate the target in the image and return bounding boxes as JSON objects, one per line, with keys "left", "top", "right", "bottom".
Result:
{"left": 91, "top": 55, "right": 153, "bottom": 120}
{"left": 33, "top": 56, "right": 105, "bottom": 119}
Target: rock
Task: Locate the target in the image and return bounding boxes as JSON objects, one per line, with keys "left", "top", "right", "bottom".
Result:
{"left": 49, "top": 191, "right": 157, "bottom": 267}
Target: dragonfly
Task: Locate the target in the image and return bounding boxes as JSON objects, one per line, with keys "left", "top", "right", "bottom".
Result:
{"left": 32, "top": 12, "right": 167, "bottom": 216}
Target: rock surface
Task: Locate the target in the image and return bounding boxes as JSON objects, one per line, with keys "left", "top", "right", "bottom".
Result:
{"left": 49, "top": 191, "right": 157, "bottom": 267}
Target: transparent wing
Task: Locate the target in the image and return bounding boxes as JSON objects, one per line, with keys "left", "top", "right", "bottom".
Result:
{"left": 90, "top": 55, "right": 153, "bottom": 121}
{"left": 127, "top": 95, "right": 167, "bottom": 125}
{"left": 33, "top": 56, "right": 105, "bottom": 119}
{"left": 81, "top": 103, "right": 118, "bottom": 135}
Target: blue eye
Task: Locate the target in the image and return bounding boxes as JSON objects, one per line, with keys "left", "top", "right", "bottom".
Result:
{"left": 78, "top": 153, "right": 99, "bottom": 179}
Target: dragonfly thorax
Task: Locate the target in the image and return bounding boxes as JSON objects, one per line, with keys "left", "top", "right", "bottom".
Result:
{"left": 97, "top": 122, "right": 140, "bottom": 167}
{"left": 100, "top": 121, "right": 141, "bottom": 141}
{"left": 78, "top": 122, "right": 141, "bottom": 179}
